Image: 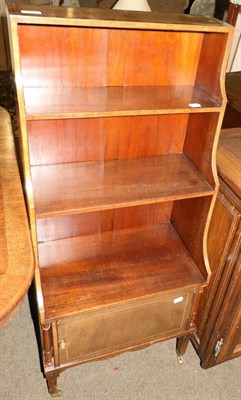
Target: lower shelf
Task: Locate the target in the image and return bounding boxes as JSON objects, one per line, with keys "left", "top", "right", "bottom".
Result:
{"left": 39, "top": 223, "right": 205, "bottom": 320}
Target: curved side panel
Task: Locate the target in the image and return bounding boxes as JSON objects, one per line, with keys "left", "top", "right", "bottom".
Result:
{"left": 195, "top": 32, "right": 231, "bottom": 106}
{"left": 178, "top": 26, "right": 234, "bottom": 284}
{"left": 8, "top": 20, "right": 45, "bottom": 322}
{"left": 171, "top": 196, "right": 212, "bottom": 282}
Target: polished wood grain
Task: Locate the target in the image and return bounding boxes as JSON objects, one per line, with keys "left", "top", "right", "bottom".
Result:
{"left": 225, "top": 72, "right": 241, "bottom": 114}
{"left": 27, "top": 118, "right": 105, "bottom": 166}
{"left": 7, "top": 5, "right": 233, "bottom": 393}
{"left": 195, "top": 191, "right": 240, "bottom": 351}
{"left": 23, "top": 85, "right": 220, "bottom": 120}
{"left": 18, "top": 25, "right": 108, "bottom": 88}
{"left": 104, "top": 114, "right": 188, "bottom": 161}
{"left": 57, "top": 290, "right": 194, "bottom": 364}
{"left": 222, "top": 72, "right": 241, "bottom": 129}
{"left": 183, "top": 112, "right": 219, "bottom": 186}
{"left": 220, "top": 177, "right": 241, "bottom": 215}
{"left": 217, "top": 130, "right": 241, "bottom": 198}
{"left": 195, "top": 33, "right": 229, "bottom": 104}
{"left": 110, "top": 202, "right": 172, "bottom": 231}
{"left": 31, "top": 154, "right": 213, "bottom": 219}
{"left": 222, "top": 104, "right": 241, "bottom": 129}
{"left": 201, "top": 243, "right": 241, "bottom": 368}
{"left": 18, "top": 25, "right": 203, "bottom": 88}
{"left": 107, "top": 29, "right": 202, "bottom": 87}
{"left": 0, "top": 107, "right": 34, "bottom": 327}
{"left": 36, "top": 203, "right": 172, "bottom": 242}
{"left": 39, "top": 224, "right": 205, "bottom": 320}
{"left": 171, "top": 196, "right": 212, "bottom": 279}
{"left": 8, "top": 3, "right": 231, "bottom": 32}
{"left": 27, "top": 114, "right": 188, "bottom": 166}
{"left": 201, "top": 179, "right": 241, "bottom": 366}
{"left": 192, "top": 126, "right": 241, "bottom": 367}
{"left": 213, "top": 253, "right": 241, "bottom": 364}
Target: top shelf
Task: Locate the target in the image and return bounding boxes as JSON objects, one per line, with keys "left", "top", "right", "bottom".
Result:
{"left": 24, "top": 85, "right": 221, "bottom": 120}
{"left": 8, "top": 3, "right": 232, "bottom": 32}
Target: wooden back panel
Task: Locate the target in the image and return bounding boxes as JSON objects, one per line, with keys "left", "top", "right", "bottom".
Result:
{"left": 18, "top": 26, "right": 109, "bottom": 88}
{"left": 18, "top": 25, "right": 203, "bottom": 88}
{"left": 107, "top": 29, "right": 202, "bottom": 86}
{"left": 27, "top": 118, "right": 105, "bottom": 166}
{"left": 27, "top": 114, "right": 188, "bottom": 166}
{"left": 37, "top": 203, "right": 172, "bottom": 242}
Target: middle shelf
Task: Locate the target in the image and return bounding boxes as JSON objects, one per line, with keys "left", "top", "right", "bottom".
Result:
{"left": 31, "top": 154, "right": 213, "bottom": 219}
{"left": 24, "top": 85, "right": 221, "bottom": 120}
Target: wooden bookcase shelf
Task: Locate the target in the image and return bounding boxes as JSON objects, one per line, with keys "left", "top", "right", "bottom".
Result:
{"left": 24, "top": 85, "right": 221, "bottom": 119}
{"left": 39, "top": 224, "right": 205, "bottom": 320}
{"left": 7, "top": 3, "right": 233, "bottom": 396}
{"left": 32, "top": 154, "right": 213, "bottom": 218}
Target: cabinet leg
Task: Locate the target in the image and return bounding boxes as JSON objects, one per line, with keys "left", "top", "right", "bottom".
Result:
{"left": 46, "top": 372, "right": 62, "bottom": 397}
{"left": 176, "top": 334, "right": 192, "bottom": 365}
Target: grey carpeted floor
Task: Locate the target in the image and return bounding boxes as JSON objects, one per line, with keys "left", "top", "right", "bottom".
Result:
{"left": 1, "top": 294, "right": 241, "bottom": 400}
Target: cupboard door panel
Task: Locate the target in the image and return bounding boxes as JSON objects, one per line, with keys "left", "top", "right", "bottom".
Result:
{"left": 215, "top": 252, "right": 241, "bottom": 364}
{"left": 202, "top": 230, "right": 241, "bottom": 368}
{"left": 196, "top": 192, "right": 240, "bottom": 342}
{"left": 57, "top": 290, "right": 195, "bottom": 364}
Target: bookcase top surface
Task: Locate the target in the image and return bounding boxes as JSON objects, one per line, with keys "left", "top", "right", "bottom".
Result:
{"left": 7, "top": 3, "right": 232, "bottom": 32}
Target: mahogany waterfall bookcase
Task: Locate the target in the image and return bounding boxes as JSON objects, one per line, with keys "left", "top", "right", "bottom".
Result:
{"left": 7, "top": 4, "right": 233, "bottom": 396}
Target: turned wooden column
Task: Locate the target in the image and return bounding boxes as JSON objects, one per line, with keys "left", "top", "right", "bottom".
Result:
{"left": 42, "top": 323, "right": 53, "bottom": 366}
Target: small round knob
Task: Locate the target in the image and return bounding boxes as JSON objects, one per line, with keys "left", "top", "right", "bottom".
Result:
{"left": 59, "top": 340, "right": 66, "bottom": 350}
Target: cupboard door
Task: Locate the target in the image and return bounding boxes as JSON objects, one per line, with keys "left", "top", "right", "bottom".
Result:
{"left": 194, "top": 191, "right": 240, "bottom": 354}
{"left": 201, "top": 251, "right": 241, "bottom": 368}
{"left": 57, "top": 290, "right": 196, "bottom": 365}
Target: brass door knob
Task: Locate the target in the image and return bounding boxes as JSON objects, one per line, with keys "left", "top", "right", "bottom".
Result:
{"left": 59, "top": 340, "right": 66, "bottom": 350}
